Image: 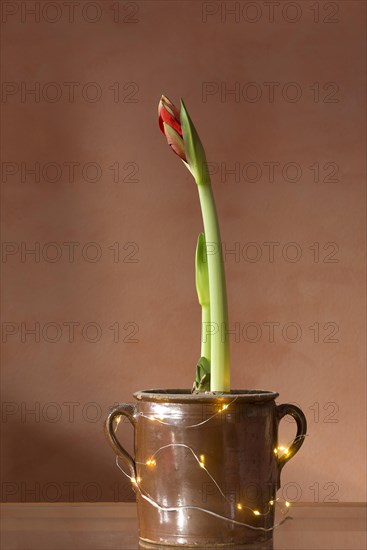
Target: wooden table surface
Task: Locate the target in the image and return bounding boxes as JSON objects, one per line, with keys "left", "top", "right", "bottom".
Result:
{"left": 1, "top": 503, "right": 366, "bottom": 550}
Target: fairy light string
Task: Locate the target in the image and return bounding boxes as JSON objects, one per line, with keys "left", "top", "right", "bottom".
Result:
{"left": 138, "top": 395, "right": 238, "bottom": 429}
{"left": 136, "top": 442, "right": 230, "bottom": 503}
{"left": 116, "top": 454, "right": 291, "bottom": 532}
{"left": 113, "top": 400, "right": 307, "bottom": 532}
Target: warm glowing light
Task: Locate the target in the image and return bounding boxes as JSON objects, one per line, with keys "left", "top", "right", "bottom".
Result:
{"left": 131, "top": 477, "right": 137, "bottom": 485}
{"left": 278, "top": 446, "right": 289, "bottom": 456}
{"left": 274, "top": 445, "right": 290, "bottom": 457}
{"left": 253, "top": 510, "right": 260, "bottom": 516}
{"left": 199, "top": 461, "right": 205, "bottom": 468}
{"left": 146, "top": 459, "right": 156, "bottom": 467}
{"left": 285, "top": 501, "right": 291, "bottom": 508}
{"left": 236, "top": 503, "right": 243, "bottom": 510}
{"left": 115, "top": 415, "right": 122, "bottom": 425}
{"left": 149, "top": 414, "right": 165, "bottom": 421}
{"left": 220, "top": 404, "right": 229, "bottom": 411}
{"left": 199, "top": 454, "right": 205, "bottom": 464}
{"left": 269, "top": 500, "right": 274, "bottom": 506}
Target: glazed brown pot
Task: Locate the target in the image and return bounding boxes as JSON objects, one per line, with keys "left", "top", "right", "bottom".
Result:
{"left": 105, "top": 390, "right": 307, "bottom": 547}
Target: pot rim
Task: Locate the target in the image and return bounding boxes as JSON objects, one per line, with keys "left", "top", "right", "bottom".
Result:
{"left": 133, "top": 389, "right": 279, "bottom": 403}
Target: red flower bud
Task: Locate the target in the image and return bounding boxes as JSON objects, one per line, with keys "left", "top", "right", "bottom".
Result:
{"left": 158, "top": 95, "right": 187, "bottom": 161}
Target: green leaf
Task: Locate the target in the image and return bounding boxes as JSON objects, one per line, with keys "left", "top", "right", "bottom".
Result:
{"left": 180, "top": 99, "right": 210, "bottom": 185}
{"left": 195, "top": 232, "right": 210, "bottom": 307}
{"left": 192, "top": 356, "right": 211, "bottom": 393}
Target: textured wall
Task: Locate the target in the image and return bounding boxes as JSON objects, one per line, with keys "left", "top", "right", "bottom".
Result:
{"left": 1, "top": 0, "right": 366, "bottom": 504}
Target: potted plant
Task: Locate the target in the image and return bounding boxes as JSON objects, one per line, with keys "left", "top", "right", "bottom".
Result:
{"left": 105, "top": 96, "right": 307, "bottom": 547}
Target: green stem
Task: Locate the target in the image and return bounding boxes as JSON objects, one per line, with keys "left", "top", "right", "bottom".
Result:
{"left": 201, "top": 304, "right": 211, "bottom": 360}
{"left": 197, "top": 183, "right": 230, "bottom": 392}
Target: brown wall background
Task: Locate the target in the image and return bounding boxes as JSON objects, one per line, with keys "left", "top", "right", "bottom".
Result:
{"left": 1, "top": 0, "right": 366, "bottom": 504}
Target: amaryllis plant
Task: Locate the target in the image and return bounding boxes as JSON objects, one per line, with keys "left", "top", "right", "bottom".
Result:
{"left": 158, "top": 96, "right": 230, "bottom": 393}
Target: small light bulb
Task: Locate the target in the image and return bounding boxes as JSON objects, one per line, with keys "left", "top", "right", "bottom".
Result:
{"left": 131, "top": 477, "right": 137, "bottom": 485}
{"left": 136, "top": 476, "right": 141, "bottom": 483}
{"left": 146, "top": 458, "right": 156, "bottom": 467}
{"left": 199, "top": 454, "right": 205, "bottom": 464}
{"left": 115, "top": 415, "right": 122, "bottom": 425}
{"left": 199, "top": 461, "right": 205, "bottom": 468}
{"left": 276, "top": 446, "right": 289, "bottom": 456}
{"left": 236, "top": 503, "right": 243, "bottom": 510}
{"left": 285, "top": 501, "right": 291, "bottom": 508}
{"left": 269, "top": 500, "right": 274, "bottom": 506}
{"left": 253, "top": 510, "right": 260, "bottom": 516}
{"left": 221, "top": 404, "right": 228, "bottom": 411}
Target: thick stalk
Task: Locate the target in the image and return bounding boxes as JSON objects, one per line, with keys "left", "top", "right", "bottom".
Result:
{"left": 197, "top": 184, "right": 230, "bottom": 392}
{"left": 201, "top": 304, "right": 211, "bottom": 360}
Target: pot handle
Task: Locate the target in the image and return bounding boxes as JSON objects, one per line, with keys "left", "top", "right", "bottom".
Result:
{"left": 104, "top": 403, "right": 137, "bottom": 479}
{"left": 275, "top": 403, "right": 307, "bottom": 479}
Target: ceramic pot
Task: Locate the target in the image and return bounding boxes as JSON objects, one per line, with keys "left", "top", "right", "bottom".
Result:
{"left": 105, "top": 389, "right": 307, "bottom": 547}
